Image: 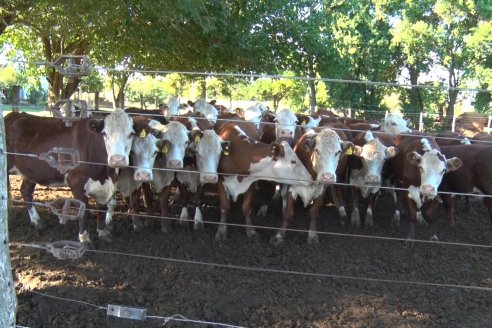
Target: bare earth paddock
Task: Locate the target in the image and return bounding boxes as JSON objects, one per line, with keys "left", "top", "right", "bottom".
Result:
{"left": 7, "top": 175, "right": 492, "bottom": 328}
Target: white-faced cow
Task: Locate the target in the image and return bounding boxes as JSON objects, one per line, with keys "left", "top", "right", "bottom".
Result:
{"left": 348, "top": 131, "right": 398, "bottom": 228}
{"left": 389, "top": 135, "right": 462, "bottom": 240}
{"left": 214, "top": 121, "right": 312, "bottom": 241}
{"left": 382, "top": 113, "right": 412, "bottom": 135}
{"left": 272, "top": 127, "right": 354, "bottom": 245}
{"left": 6, "top": 109, "right": 136, "bottom": 243}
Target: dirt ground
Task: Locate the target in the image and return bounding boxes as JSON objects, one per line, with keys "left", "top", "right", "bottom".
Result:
{"left": 7, "top": 175, "right": 492, "bottom": 328}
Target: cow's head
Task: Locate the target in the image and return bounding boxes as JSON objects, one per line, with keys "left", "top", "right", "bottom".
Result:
{"left": 406, "top": 138, "right": 462, "bottom": 198}
{"left": 274, "top": 108, "right": 298, "bottom": 141}
{"left": 192, "top": 130, "right": 230, "bottom": 184}
{"left": 88, "top": 109, "right": 134, "bottom": 167}
{"left": 352, "top": 131, "right": 398, "bottom": 185}
{"left": 383, "top": 113, "right": 412, "bottom": 135}
{"left": 130, "top": 123, "right": 161, "bottom": 182}
{"left": 268, "top": 141, "right": 311, "bottom": 186}
{"left": 163, "top": 95, "right": 180, "bottom": 120}
{"left": 244, "top": 105, "right": 263, "bottom": 128}
{"left": 154, "top": 121, "right": 189, "bottom": 169}
{"left": 300, "top": 129, "right": 353, "bottom": 184}
{"left": 196, "top": 103, "right": 219, "bottom": 124}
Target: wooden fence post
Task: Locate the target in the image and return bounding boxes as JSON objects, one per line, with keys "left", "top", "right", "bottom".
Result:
{"left": 348, "top": 108, "right": 352, "bottom": 118}
{"left": 0, "top": 106, "right": 17, "bottom": 327}
{"left": 451, "top": 116, "right": 456, "bottom": 132}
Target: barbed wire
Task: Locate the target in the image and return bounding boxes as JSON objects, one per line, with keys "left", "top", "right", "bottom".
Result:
{"left": 2, "top": 56, "right": 491, "bottom": 94}
{"left": 23, "top": 290, "right": 244, "bottom": 327}
{"left": 11, "top": 242, "right": 492, "bottom": 292}
{"left": 9, "top": 199, "right": 492, "bottom": 249}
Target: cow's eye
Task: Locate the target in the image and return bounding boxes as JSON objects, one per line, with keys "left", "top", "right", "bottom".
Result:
{"left": 441, "top": 169, "right": 446, "bottom": 174}
{"left": 153, "top": 151, "right": 159, "bottom": 156}
{"left": 101, "top": 132, "right": 107, "bottom": 137}
{"left": 291, "top": 159, "right": 297, "bottom": 164}
{"left": 335, "top": 150, "right": 341, "bottom": 156}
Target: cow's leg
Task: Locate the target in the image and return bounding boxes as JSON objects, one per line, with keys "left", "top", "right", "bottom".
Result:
{"left": 403, "top": 195, "right": 418, "bottom": 242}
{"left": 193, "top": 185, "right": 205, "bottom": 230}
{"left": 95, "top": 203, "right": 112, "bottom": 242}
{"left": 335, "top": 185, "right": 348, "bottom": 226}
{"left": 423, "top": 199, "right": 440, "bottom": 241}
{"left": 215, "top": 181, "right": 230, "bottom": 241}
{"left": 177, "top": 181, "right": 190, "bottom": 228}
{"left": 483, "top": 198, "right": 492, "bottom": 240}
{"left": 271, "top": 189, "right": 295, "bottom": 246}
{"left": 350, "top": 187, "right": 361, "bottom": 228}
{"left": 20, "top": 178, "right": 43, "bottom": 229}
{"left": 141, "top": 183, "right": 155, "bottom": 227}
{"left": 105, "top": 196, "right": 117, "bottom": 231}
{"left": 242, "top": 184, "right": 258, "bottom": 239}
{"left": 130, "top": 188, "right": 144, "bottom": 231}
{"left": 441, "top": 194, "right": 456, "bottom": 226}
{"left": 307, "top": 194, "right": 324, "bottom": 245}
{"left": 393, "top": 190, "right": 403, "bottom": 227}
{"left": 158, "top": 185, "right": 173, "bottom": 233}
{"left": 364, "top": 193, "right": 376, "bottom": 227}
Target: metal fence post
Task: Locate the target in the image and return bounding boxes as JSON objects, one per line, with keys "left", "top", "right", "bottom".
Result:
{"left": 0, "top": 105, "right": 17, "bottom": 327}
{"left": 488, "top": 116, "right": 491, "bottom": 134}
{"left": 451, "top": 116, "right": 456, "bottom": 132}
{"left": 419, "top": 112, "right": 424, "bottom": 132}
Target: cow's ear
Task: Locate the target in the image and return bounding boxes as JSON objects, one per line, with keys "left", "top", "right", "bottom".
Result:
{"left": 342, "top": 141, "right": 354, "bottom": 155}
{"left": 446, "top": 157, "right": 462, "bottom": 172}
{"left": 157, "top": 140, "right": 171, "bottom": 154}
{"left": 303, "top": 138, "right": 315, "bottom": 151}
{"left": 187, "top": 100, "right": 195, "bottom": 107}
{"left": 87, "top": 118, "right": 104, "bottom": 133}
{"left": 352, "top": 145, "right": 363, "bottom": 157}
{"left": 271, "top": 142, "right": 283, "bottom": 160}
{"left": 133, "top": 122, "right": 150, "bottom": 138}
{"left": 406, "top": 151, "right": 422, "bottom": 165}
{"left": 151, "top": 129, "right": 163, "bottom": 139}
{"left": 221, "top": 141, "right": 231, "bottom": 156}
{"left": 189, "top": 129, "right": 203, "bottom": 144}
{"left": 385, "top": 146, "right": 399, "bottom": 158}
{"left": 209, "top": 99, "right": 217, "bottom": 105}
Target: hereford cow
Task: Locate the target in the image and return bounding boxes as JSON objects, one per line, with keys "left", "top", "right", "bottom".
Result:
{"left": 6, "top": 109, "right": 136, "bottom": 243}
{"left": 389, "top": 135, "right": 462, "bottom": 240}
{"left": 215, "top": 122, "right": 312, "bottom": 241}
{"left": 272, "top": 127, "right": 354, "bottom": 245}
{"left": 439, "top": 144, "right": 492, "bottom": 238}
{"left": 348, "top": 131, "right": 398, "bottom": 228}
{"left": 382, "top": 113, "right": 412, "bottom": 135}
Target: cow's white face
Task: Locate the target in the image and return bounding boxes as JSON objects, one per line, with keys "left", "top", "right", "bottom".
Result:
{"left": 307, "top": 129, "right": 351, "bottom": 185}
{"left": 270, "top": 141, "right": 311, "bottom": 186}
{"left": 195, "top": 130, "right": 226, "bottom": 184}
{"left": 383, "top": 113, "right": 412, "bottom": 135}
{"left": 275, "top": 109, "right": 298, "bottom": 140}
{"left": 407, "top": 138, "right": 462, "bottom": 198}
{"left": 158, "top": 121, "right": 189, "bottom": 169}
{"left": 244, "top": 106, "right": 262, "bottom": 128}
{"left": 131, "top": 132, "right": 159, "bottom": 182}
{"left": 164, "top": 95, "right": 180, "bottom": 120}
{"left": 196, "top": 103, "right": 218, "bottom": 124}
{"left": 353, "top": 132, "right": 398, "bottom": 185}
{"left": 102, "top": 109, "right": 134, "bottom": 167}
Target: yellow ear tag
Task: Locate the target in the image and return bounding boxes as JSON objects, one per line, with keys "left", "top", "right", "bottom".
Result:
{"left": 162, "top": 145, "right": 169, "bottom": 154}
{"left": 346, "top": 147, "right": 353, "bottom": 155}
{"left": 195, "top": 135, "right": 201, "bottom": 143}
{"left": 140, "top": 130, "right": 147, "bottom": 138}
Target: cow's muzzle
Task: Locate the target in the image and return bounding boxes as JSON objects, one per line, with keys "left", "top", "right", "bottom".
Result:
{"left": 134, "top": 170, "right": 152, "bottom": 182}
{"left": 167, "top": 159, "right": 183, "bottom": 169}
{"left": 201, "top": 173, "right": 218, "bottom": 184}
{"left": 109, "top": 155, "right": 127, "bottom": 167}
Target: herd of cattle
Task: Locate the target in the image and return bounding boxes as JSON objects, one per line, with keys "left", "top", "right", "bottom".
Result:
{"left": 5, "top": 96, "right": 492, "bottom": 245}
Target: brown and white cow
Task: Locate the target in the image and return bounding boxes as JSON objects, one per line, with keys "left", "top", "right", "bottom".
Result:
{"left": 434, "top": 131, "right": 471, "bottom": 147}
{"left": 215, "top": 121, "right": 312, "bottom": 241}
{"left": 389, "top": 135, "right": 462, "bottom": 240}
{"left": 439, "top": 144, "right": 492, "bottom": 239}
{"left": 271, "top": 127, "right": 354, "bottom": 245}
{"left": 348, "top": 131, "right": 398, "bottom": 228}
{"left": 382, "top": 113, "right": 412, "bottom": 135}
{"left": 6, "top": 109, "right": 136, "bottom": 243}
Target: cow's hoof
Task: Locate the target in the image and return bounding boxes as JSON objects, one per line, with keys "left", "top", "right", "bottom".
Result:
{"left": 78, "top": 231, "right": 92, "bottom": 245}
{"left": 307, "top": 234, "right": 319, "bottom": 245}
{"left": 97, "top": 229, "right": 112, "bottom": 242}
{"left": 246, "top": 229, "right": 259, "bottom": 240}
{"left": 193, "top": 221, "right": 204, "bottom": 231}
{"left": 269, "top": 235, "right": 284, "bottom": 246}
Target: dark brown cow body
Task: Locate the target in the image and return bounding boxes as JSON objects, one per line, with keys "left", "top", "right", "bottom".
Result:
{"left": 125, "top": 107, "right": 167, "bottom": 124}
{"left": 389, "top": 134, "right": 462, "bottom": 240}
{"left": 439, "top": 144, "right": 492, "bottom": 238}
{"left": 6, "top": 110, "right": 136, "bottom": 242}
{"left": 214, "top": 121, "right": 312, "bottom": 240}
{"left": 433, "top": 131, "right": 471, "bottom": 147}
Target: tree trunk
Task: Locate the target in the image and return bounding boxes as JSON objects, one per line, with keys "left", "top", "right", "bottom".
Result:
{"left": 201, "top": 76, "right": 207, "bottom": 99}
{"left": 11, "top": 85, "right": 20, "bottom": 113}
{"left": 94, "top": 91, "right": 99, "bottom": 110}
{"left": 444, "top": 89, "right": 459, "bottom": 130}
{"left": 0, "top": 109, "right": 17, "bottom": 327}
{"left": 407, "top": 65, "right": 421, "bottom": 115}
{"left": 307, "top": 56, "right": 317, "bottom": 114}
{"left": 140, "top": 94, "right": 144, "bottom": 109}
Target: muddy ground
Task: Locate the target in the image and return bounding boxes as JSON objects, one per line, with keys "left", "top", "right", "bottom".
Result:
{"left": 7, "top": 175, "right": 492, "bottom": 328}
